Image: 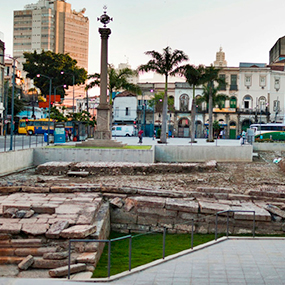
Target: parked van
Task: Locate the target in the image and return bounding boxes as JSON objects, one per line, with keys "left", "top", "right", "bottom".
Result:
{"left": 112, "top": 125, "right": 134, "bottom": 137}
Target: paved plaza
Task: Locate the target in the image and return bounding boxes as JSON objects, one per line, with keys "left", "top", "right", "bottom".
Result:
{"left": 1, "top": 238, "right": 285, "bottom": 284}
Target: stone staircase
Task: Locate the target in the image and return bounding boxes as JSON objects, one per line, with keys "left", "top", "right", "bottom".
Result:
{"left": 0, "top": 195, "right": 110, "bottom": 278}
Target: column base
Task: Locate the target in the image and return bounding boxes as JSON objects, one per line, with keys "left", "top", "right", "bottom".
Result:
{"left": 93, "top": 130, "right": 112, "bottom": 140}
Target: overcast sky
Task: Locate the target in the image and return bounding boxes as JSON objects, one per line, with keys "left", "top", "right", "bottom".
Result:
{"left": 1, "top": 0, "right": 285, "bottom": 76}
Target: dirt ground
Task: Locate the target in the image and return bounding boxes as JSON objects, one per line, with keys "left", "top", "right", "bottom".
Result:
{"left": 1, "top": 151, "right": 285, "bottom": 195}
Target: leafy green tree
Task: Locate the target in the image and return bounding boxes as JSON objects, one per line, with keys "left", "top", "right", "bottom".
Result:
{"left": 67, "top": 110, "right": 96, "bottom": 126}
{"left": 87, "top": 64, "right": 141, "bottom": 103}
{"left": 148, "top": 91, "right": 175, "bottom": 113}
{"left": 50, "top": 106, "right": 68, "bottom": 122}
{"left": 203, "top": 65, "right": 226, "bottom": 142}
{"left": 177, "top": 64, "right": 208, "bottom": 143}
{"left": 138, "top": 47, "right": 188, "bottom": 143}
{"left": 23, "top": 50, "right": 87, "bottom": 98}
{"left": 6, "top": 85, "right": 25, "bottom": 116}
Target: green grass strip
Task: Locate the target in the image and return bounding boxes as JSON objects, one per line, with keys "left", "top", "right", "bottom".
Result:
{"left": 92, "top": 231, "right": 217, "bottom": 278}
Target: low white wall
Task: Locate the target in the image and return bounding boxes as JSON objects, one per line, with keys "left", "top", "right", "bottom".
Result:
{"left": 33, "top": 147, "right": 155, "bottom": 165}
{"left": 155, "top": 145, "right": 253, "bottom": 162}
{"left": 253, "top": 143, "right": 285, "bottom": 152}
{"left": 0, "top": 149, "right": 34, "bottom": 175}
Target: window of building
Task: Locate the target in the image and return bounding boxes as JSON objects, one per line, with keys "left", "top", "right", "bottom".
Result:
{"left": 125, "top": 107, "right": 129, "bottom": 116}
{"left": 245, "top": 75, "right": 251, "bottom": 87}
{"left": 243, "top": 95, "right": 252, "bottom": 109}
{"left": 230, "top": 74, "right": 238, "bottom": 90}
{"left": 115, "top": 107, "right": 119, "bottom": 117}
{"left": 259, "top": 96, "right": 266, "bottom": 111}
{"left": 229, "top": 96, "right": 237, "bottom": 108}
{"left": 273, "top": 100, "right": 280, "bottom": 112}
{"left": 179, "top": 94, "right": 189, "bottom": 112}
{"left": 260, "top": 76, "right": 266, "bottom": 87}
{"left": 275, "top": 78, "right": 280, "bottom": 90}
{"left": 219, "top": 74, "right": 226, "bottom": 90}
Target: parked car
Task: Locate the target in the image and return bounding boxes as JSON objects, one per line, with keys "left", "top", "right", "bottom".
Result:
{"left": 112, "top": 125, "right": 134, "bottom": 137}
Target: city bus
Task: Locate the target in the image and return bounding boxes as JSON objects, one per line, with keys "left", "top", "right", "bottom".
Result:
{"left": 18, "top": 118, "right": 73, "bottom": 135}
{"left": 250, "top": 123, "right": 285, "bottom": 141}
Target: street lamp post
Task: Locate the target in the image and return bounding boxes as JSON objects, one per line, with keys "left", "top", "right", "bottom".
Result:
{"left": 10, "top": 58, "right": 16, "bottom": 151}
{"left": 53, "top": 84, "right": 66, "bottom": 106}
{"left": 37, "top": 74, "right": 52, "bottom": 145}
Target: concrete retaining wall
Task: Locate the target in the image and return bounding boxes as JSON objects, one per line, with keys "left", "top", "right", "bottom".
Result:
{"left": 155, "top": 145, "right": 253, "bottom": 162}
{"left": 0, "top": 149, "right": 34, "bottom": 175}
{"left": 33, "top": 147, "right": 155, "bottom": 165}
{"left": 253, "top": 143, "right": 285, "bottom": 152}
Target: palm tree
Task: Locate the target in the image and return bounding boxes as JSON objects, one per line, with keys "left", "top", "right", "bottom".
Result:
{"left": 138, "top": 47, "right": 188, "bottom": 143}
{"left": 203, "top": 65, "right": 226, "bottom": 142}
{"left": 87, "top": 64, "right": 141, "bottom": 103}
{"left": 177, "top": 64, "right": 207, "bottom": 143}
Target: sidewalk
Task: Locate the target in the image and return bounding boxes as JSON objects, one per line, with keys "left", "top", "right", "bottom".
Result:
{"left": 1, "top": 238, "right": 284, "bottom": 284}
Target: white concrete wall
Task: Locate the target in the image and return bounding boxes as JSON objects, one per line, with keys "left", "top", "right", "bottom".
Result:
{"left": 0, "top": 149, "right": 34, "bottom": 175}
{"left": 155, "top": 145, "right": 252, "bottom": 162}
{"left": 33, "top": 148, "right": 155, "bottom": 165}
{"left": 253, "top": 143, "right": 285, "bottom": 152}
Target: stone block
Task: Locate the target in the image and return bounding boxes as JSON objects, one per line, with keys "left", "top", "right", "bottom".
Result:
{"left": 21, "top": 187, "right": 50, "bottom": 193}
{"left": 10, "top": 239, "right": 43, "bottom": 248}
{"left": 165, "top": 198, "right": 199, "bottom": 213}
{"left": 22, "top": 224, "right": 49, "bottom": 236}
{"left": 3, "top": 204, "right": 31, "bottom": 212}
{"left": 131, "top": 196, "right": 166, "bottom": 208}
{"left": 110, "top": 208, "right": 137, "bottom": 224}
{"left": 15, "top": 247, "right": 58, "bottom": 257}
{"left": 198, "top": 200, "right": 230, "bottom": 214}
{"left": 0, "top": 223, "right": 22, "bottom": 234}
{"left": 46, "top": 220, "right": 69, "bottom": 239}
{"left": 49, "top": 263, "right": 86, "bottom": 278}
{"left": 32, "top": 257, "right": 75, "bottom": 269}
{"left": 76, "top": 252, "right": 97, "bottom": 264}
{"left": 137, "top": 207, "right": 177, "bottom": 217}
{"left": 123, "top": 198, "right": 135, "bottom": 212}
{"left": 0, "top": 186, "right": 21, "bottom": 194}
{"left": 138, "top": 215, "right": 158, "bottom": 226}
{"left": 110, "top": 197, "right": 124, "bottom": 208}
{"left": 175, "top": 223, "right": 195, "bottom": 233}
{"left": 18, "top": 255, "right": 34, "bottom": 270}
{"left": 60, "top": 225, "right": 97, "bottom": 239}
{"left": 43, "top": 252, "right": 69, "bottom": 260}
{"left": 32, "top": 205, "right": 56, "bottom": 214}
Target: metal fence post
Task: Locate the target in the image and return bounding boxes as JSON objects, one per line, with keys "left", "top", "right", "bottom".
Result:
{"left": 215, "top": 214, "right": 218, "bottom": 241}
{"left": 4, "top": 136, "right": 6, "bottom": 152}
{"left": 253, "top": 211, "right": 256, "bottom": 238}
{"left": 191, "top": 219, "right": 194, "bottom": 249}
{"left": 163, "top": 227, "right": 166, "bottom": 259}
{"left": 36, "top": 134, "right": 38, "bottom": 147}
{"left": 29, "top": 135, "right": 31, "bottom": 148}
{"left": 108, "top": 240, "right": 111, "bottom": 278}
{"left": 22, "top": 136, "right": 24, "bottom": 149}
{"left": 129, "top": 236, "right": 132, "bottom": 271}
{"left": 68, "top": 240, "right": 71, "bottom": 279}
{"left": 226, "top": 211, "right": 229, "bottom": 238}
{"left": 13, "top": 135, "right": 15, "bottom": 150}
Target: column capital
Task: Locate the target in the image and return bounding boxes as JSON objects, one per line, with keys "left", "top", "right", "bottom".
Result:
{"left": 99, "top": 28, "right": 111, "bottom": 39}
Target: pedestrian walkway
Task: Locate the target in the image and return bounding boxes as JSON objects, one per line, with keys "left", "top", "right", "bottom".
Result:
{"left": 1, "top": 238, "right": 285, "bottom": 284}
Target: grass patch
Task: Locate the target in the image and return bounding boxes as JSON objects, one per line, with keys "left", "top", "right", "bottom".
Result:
{"left": 47, "top": 145, "right": 152, "bottom": 150}
{"left": 92, "top": 231, "right": 218, "bottom": 278}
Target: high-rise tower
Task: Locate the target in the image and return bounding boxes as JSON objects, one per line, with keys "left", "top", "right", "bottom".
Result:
{"left": 13, "top": 0, "right": 89, "bottom": 100}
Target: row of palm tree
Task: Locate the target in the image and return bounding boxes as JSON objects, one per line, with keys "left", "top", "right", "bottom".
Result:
{"left": 87, "top": 46, "right": 226, "bottom": 143}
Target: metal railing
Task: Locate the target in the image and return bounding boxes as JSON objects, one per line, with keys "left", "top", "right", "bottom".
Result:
{"left": 0, "top": 134, "right": 46, "bottom": 152}
{"left": 67, "top": 220, "right": 195, "bottom": 279}
{"left": 215, "top": 210, "right": 256, "bottom": 240}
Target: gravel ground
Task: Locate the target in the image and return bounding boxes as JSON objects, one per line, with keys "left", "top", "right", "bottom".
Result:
{"left": 1, "top": 151, "right": 285, "bottom": 195}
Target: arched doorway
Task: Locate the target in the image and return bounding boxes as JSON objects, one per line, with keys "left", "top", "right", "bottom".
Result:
{"left": 242, "top": 119, "right": 252, "bottom": 131}
{"left": 195, "top": 120, "right": 203, "bottom": 138}
{"left": 229, "top": 121, "right": 237, "bottom": 139}
{"left": 178, "top": 118, "right": 190, "bottom": 137}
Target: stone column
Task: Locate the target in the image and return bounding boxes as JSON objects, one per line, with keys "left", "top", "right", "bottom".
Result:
{"left": 94, "top": 28, "right": 112, "bottom": 140}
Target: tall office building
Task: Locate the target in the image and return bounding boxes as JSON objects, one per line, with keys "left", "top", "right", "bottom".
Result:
{"left": 13, "top": 0, "right": 89, "bottom": 101}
